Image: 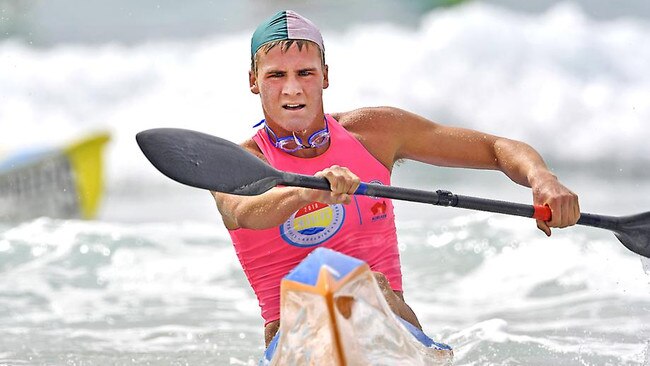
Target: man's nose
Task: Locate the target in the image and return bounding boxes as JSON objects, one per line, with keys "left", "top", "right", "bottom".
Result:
{"left": 282, "top": 75, "right": 302, "bottom": 96}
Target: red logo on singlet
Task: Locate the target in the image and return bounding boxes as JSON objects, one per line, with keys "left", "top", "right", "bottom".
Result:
{"left": 370, "top": 201, "right": 387, "bottom": 221}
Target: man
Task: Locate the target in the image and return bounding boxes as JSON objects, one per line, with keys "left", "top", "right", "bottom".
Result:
{"left": 212, "top": 10, "right": 580, "bottom": 347}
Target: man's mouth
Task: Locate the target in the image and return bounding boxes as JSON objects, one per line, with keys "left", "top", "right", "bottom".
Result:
{"left": 283, "top": 104, "right": 306, "bottom": 111}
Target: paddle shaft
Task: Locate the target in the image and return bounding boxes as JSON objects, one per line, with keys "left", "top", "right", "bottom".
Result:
{"left": 135, "top": 128, "right": 648, "bottom": 258}
{"left": 283, "top": 173, "right": 621, "bottom": 229}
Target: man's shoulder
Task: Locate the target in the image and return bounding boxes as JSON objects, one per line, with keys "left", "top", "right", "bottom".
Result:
{"left": 241, "top": 138, "right": 268, "bottom": 162}
{"left": 332, "top": 106, "right": 402, "bottom": 133}
{"left": 330, "top": 107, "right": 406, "bottom": 170}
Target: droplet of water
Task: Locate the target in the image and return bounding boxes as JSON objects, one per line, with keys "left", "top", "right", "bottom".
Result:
{"left": 101, "top": 247, "right": 111, "bottom": 256}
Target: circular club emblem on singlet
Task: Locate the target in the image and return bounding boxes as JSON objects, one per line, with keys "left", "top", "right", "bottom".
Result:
{"left": 280, "top": 202, "right": 345, "bottom": 247}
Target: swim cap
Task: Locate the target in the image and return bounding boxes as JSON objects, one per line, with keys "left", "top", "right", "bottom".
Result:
{"left": 251, "top": 10, "right": 324, "bottom": 58}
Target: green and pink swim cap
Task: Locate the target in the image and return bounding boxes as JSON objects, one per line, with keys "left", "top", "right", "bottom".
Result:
{"left": 251, "top": 10, "right": 325, "bottom": 59}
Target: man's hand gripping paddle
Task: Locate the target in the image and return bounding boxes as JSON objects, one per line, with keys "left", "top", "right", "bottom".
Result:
{"left": 136, "top": 128, "right": 650, "bottom": 259}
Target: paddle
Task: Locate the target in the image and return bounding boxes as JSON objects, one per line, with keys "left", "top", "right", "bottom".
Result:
{"left": 136, "top": 128, "right": 650, "bottom": 259}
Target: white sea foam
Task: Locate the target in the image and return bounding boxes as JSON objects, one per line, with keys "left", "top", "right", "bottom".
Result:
{"left": 1, "top": 210, "right": 649, "bottom": 365}
{"left": 1, "top": 3, "right": 649, "bottom": 190}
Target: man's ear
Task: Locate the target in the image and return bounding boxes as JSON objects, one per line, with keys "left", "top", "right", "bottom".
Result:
{"left": 322, "top": 64, "right": 329, "bottom": 89}
{"left": 249, "top": 70, "right": 259, "bottom": 94}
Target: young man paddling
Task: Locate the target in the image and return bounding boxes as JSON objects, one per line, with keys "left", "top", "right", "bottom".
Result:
{"left": 212, "top": 10, "right": 580, "bottom": 347}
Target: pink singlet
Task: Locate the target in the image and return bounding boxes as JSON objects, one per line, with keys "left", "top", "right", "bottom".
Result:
{"left": 228, "top": 114, "right": 402, "bottom": 325}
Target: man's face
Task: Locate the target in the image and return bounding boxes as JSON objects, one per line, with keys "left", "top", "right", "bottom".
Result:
{"left": 250, "top": 42, "right": 329, "bottom": 133}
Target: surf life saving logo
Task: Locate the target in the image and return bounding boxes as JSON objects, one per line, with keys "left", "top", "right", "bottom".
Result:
{"left": 371, "top": 201, "right": 388, "bottom": 222}
{"left": 367, "top": 180, "right": 388, "bottom": 221}
{"left": 280, "top": 202, "right": 346, "bottom": 247}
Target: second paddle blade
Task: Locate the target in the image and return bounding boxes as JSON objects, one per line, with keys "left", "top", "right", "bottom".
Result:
{"left": 136, "top": 128, "right": 282, "bottom": 195}
{"left": 614, "top": 211, "right": 650, "bottom": 259}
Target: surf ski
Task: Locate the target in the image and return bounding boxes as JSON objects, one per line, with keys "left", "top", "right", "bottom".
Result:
{"left": 0, "top": 132, "right": 110, "bottom": 221}
{"left": 260, "top": 247, "right": 453, "bottom": 366}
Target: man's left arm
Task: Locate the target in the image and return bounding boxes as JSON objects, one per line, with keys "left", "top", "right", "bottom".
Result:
{"left": 376, "top": 107, "right": 580, "bottom": 236}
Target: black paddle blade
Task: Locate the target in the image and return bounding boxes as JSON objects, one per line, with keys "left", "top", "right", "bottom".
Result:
{"left": 613, "top": 211, "right": 650, "bottom": 259}
{"left": 136, "top": 128, "right": 282, "bottom": 195}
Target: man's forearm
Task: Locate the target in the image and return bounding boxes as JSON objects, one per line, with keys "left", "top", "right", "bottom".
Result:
{"left": 493, "top": 138, "right": 556, "bottom": 189}
{"left": 215, "top": 187, "right": 311, "bottom": 230}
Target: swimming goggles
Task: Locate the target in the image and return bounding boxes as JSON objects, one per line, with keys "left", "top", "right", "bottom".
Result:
{"left": 254, "top": 117, "right": 330, "bottom": 153}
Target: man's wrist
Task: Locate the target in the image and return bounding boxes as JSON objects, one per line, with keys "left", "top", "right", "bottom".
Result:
{"left": 528, "top": 169, "right": 558, "bottom": 189}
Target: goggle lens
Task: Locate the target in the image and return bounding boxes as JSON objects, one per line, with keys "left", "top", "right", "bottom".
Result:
{"left": 263, "top": 118, "right": 330, "bottom": 153}
{"left": 308, "top": 131, "right": 329, "bottom": 147}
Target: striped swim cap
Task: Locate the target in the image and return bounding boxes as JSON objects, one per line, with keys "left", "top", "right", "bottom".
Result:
{"left": 251, "top": 10, "right": 324, "bottom": 58}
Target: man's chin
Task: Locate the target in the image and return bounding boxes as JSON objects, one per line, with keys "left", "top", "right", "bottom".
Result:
{"left": 278, "top": 112, "right": 315, "bottom": 130}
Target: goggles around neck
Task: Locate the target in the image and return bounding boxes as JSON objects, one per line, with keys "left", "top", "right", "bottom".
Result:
{"left": 255, "top": 117, "right": 330, "bottom": 153}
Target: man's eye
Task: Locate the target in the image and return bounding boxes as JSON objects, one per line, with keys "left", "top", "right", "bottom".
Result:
{"left": 269, "top": 72, "right": 284, "bottom": 78}
{"left": 298, "top": 70, "right": 312, "bottom": 76}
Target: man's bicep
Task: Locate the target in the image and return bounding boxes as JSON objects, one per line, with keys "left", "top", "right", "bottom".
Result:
{"left": 396, "top": 117, "right": 500, "bottom": 169}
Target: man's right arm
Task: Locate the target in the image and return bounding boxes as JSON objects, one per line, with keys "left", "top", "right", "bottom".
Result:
{"left": 212, "top": 187, "right": 311, "bottom": 230}
{"left": 212, "top": 164, "right": 360, "bottom": 230}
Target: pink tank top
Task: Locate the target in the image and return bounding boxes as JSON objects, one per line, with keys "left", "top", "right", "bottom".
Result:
{"left": 228, "top": 114, "right": 402, "bottom": 324}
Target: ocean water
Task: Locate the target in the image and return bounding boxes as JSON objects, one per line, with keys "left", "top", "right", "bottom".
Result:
{"left": 2, "top": 2, "right": 650, "bottom": 365}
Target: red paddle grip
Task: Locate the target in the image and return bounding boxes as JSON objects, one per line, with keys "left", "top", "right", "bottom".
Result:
{"left": 533, "top": 205, "right": 552, "bottom": 221}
